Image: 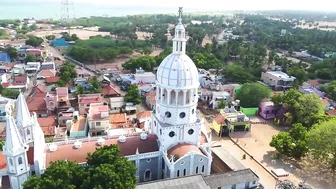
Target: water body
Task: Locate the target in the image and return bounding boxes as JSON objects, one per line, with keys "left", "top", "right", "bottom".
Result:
{"left": 0, "top": 2, "right": 211, "bottom": 20}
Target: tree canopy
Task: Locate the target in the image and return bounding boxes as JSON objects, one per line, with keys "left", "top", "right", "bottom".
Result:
{"left": 25, "top": 54, "right": 37, "bottom": 63}
{"left": 88, "top": 76, "right": 102, "bottom": 93}
{"left": 124, "top": 84, "right": 141, "bottom": 105}
{"left": 58, "top": 61, "right": 77, "bottom": 87}
{"left": 123, "top": 56, "right": 157, "bottom": 72}
{"left": 23, "top": 145, "right": 137, "bottom": 189}
{"left": 235, "top": 83, "right": 271, "bottom": 108}
{"left": 25, "top": 36, "right": 44, "bottom": 47}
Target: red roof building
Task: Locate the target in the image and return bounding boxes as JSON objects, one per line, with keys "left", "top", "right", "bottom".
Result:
{"left": 45, "top": 76, "right": 60, "bottom": 84}
{"left": 144, "top": 90, "right": 156, "bottom": 110}
{"left": 102, "top": 85, "right": 121, "bottom": 97}
{"left": 37, "top": 117, "right": 57, "bottom": 136}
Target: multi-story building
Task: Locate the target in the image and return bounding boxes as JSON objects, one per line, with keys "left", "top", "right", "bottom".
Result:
{"left": 261, "top": 71, "right": 295, "bottom": 91}
{"left": 87, "top": 103, "right": 110, "bottom": 136}
{"left": 78, "top": 94, "right": 103, "bottom": 115}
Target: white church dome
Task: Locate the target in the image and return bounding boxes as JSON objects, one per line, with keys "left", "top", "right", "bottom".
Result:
{"left": 156, "top": 53, "right": 199, "bottom": 88}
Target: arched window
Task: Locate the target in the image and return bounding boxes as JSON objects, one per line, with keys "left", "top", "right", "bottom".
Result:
{"left": 202, "top": 165, "right": 205, "bottom": 173}
{"left": 196, "top": 166, "right": 199, "bottom": 174}
{"left": 177, "top": 170, "right": 180, "bottom": 177}
{"left": 26, "top": 129, "right": 30, "bottom": 135}
{"left": 144, "top": 170, "right": 151, "bottom": 181}
{"left": 9, "top": 158, "right": 13, "bottom": 166}
{"left": 18, "top": 157, "right": 23, "bottom": 165}
{"left": 183, "top": 169, "right": 186, "bottom": 176}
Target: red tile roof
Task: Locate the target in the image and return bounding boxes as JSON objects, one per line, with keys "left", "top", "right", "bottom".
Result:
{"left": 79, "top": 94, "right": 103, "bottom": 104}
{"left": 26, "top": 49, "right": 42, "bottom": 55}
{"left": 136, "top": 111, "right": 152, "bottom": 120}
{"left": 145, "top": 90, "right": 156, "bottom": 106}
{"left": 308, "top": 80, "right": 320, "bottom": 87}
{"left": 213, "top": 114, "right": 226, "bottom": 124}
{"left": 167, "top": 144, "right": 202, "bottom": 159}
{"left": 326, "top": 109, "right": 336, "bottom": 116}
{"left": 37, "top": 117, "right": 57, "bottom": 136}
{"left": 110, "top": 113, "right": 127, "bottom": 124}
{"left": 45, "top": 134, "right": 159, "bottom": 167}
{"left": 13, "top": 75, "right": 27, "bottom": 83}
{"left": 0, "top": 152, "right": 6, "bottom": 170}
{"left": 27, "top": 97, "right": 46, "bottom": 113}
{"left": 103, "top": 85, "right": 120, "bottom": 96}
{"left": 38, "top": 69, "right": 56, "bottom": 78}
{"left": 1, "top": 82, "right": 10, "bottom": 88}
{"left": 45, "top": 76, "right": 60, "bottom": 83}
{"left": 34, "top": 83, "right": 47, "bottom": 95}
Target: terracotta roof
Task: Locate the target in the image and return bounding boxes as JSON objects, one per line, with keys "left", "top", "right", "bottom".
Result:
{"left": 2, "top": 62, "right": 15, "bottom": 68}
{"left": 322, "top": 98, "right": 330, "bottom": 107}
{"left": 34, "top": 83, "right": 47, "bottom": 95}
{"left": 13, "top": 75, "right": 27, "bottom": 83}
{"left": 1, "top": 82, "right": 10, "bottom": 88}
{"left": 45, "top": 134, "right": 159, "bottom": 167}
{"left": 37, "top": 69, "right": 56, "bottom": 78}
{"left": 55, "top": 60, "right": 64, "bottom": 66}
{"left": 26, "top": 49, "right": 42, "bottom": 55}
{"left": 79, "top": 94, "right": 103, "bottom": 104}
{"left": 27, "top": 96, "right": 46, "bottom": 112}
{"left": 167, "top": 144, "right": 202, "bottom": 159}
{"left": 110, "top": 113, "right": 127, "bottom": 124}
{"left": 0, "top": 152, "right": 6, "bottom": 170}
{"left": 136, "top": 111, "right": 152, "bottom": 120}
{"left": 72, "top": 115, "right": 87, "bottom": 132}
{"left": 308, "top": 80, "right": 320, "bottom": 87}
{"left": 326, "top": 109, "right": 336, "bottom": 116}
{"left": 37, "top": 117, "right": 57, "bottom": 136}
{"left": 213, "top": 114, "right": 226, "bottom": 124}
{"left": 45, "top": 76, "right": 60, "bottom": 83}
{"left": 89, "top": 104, "right": 109, "bottom": 120}
{"left": 103, "top": 85, "right": 120, "bottom": 96}
{"left": 145, "top": 90, "right": 156, "bottom": 106}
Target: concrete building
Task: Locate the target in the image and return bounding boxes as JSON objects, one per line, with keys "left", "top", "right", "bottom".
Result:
{"left": 78, "top": 94, "right": 104, "bottom": 115}
{"left": 134, "top": 68, "right": 156, "bottom": 84}
{"left": 25, "top": 62, "right": 41, "bottom": 75}
{"left": 261, "top": 71, "right": 295, "bottom": 91}
{"left": 87, "top": 103, "right": 110, "bottom": 136}
{"left": 0, "top": 97, "right": 15, "bottom": 122}
{"left": 109, "top": 97, "right": 125, "bottom": 113}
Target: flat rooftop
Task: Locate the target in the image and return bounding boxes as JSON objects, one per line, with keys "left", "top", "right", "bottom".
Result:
{"left": 71, "top": 115, "right": 87, "bottom": 132}
{"left": 211, "top": 147, "right": 246, "bottom": 171}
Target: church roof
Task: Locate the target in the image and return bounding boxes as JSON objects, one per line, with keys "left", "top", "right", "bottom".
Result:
{"left": 16, "top": 93, "right": 34, "bottom": 128}
{"left": 167, "top": 144, "right": 202, "bottom": 160}
{"left": 45, "top": 134, "right": 159, "bottom": 167}
{"left": 3, "top": 116, "right": 27, "bottom": 156}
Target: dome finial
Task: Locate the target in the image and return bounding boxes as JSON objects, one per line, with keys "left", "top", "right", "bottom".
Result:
{"left": 178, "top": 7, "right": 183, "bottom": 23}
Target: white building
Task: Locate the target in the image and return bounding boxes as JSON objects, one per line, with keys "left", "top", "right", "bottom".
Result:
{"left": 261, "top": 71, "right": 295, "bottom": 91}
{"left": 152, "top": 9, "right": 212, "bottom": 179}
{"left": 25, "top": 62, "right": 41, "bottom": 75}
{"left": 134, "top": 68, "right": 156, "bottom": 84}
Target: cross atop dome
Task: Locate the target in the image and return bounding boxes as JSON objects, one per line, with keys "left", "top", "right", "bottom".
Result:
{"left": 178, "top": 7, "right": 183, "bottom": 23}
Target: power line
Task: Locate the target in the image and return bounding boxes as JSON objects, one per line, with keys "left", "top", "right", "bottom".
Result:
{"left": 61, "top": 0, "right": 75, "bottom": 35}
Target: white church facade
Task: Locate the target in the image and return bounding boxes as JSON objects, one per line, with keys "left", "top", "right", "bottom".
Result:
{"left": 0, "top": 8, "right": 212, "bottom": 189}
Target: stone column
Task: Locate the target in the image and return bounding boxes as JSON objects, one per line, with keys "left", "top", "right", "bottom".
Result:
{"left": 190, "top": 152, "right": 194, "bottom": 175}
{"left": 183, "top": 90, "right": 187, "bottom": 105}
{"left": 175, "top": 90, "right": 179, "bottom": 106}
{"left": 167, "top": 89, "right": 171, "bottom": 105}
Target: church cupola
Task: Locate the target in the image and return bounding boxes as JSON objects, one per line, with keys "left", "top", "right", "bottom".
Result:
{"left": 172, "top": 7, "right": 187, "bottom": 54}
{"left": 16, "top": 93, "right": 34, "bottom": 144}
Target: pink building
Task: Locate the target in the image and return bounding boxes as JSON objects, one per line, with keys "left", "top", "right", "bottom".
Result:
{"left": 78, "top": 94, "right": 104, "bottom": 115}
{"left": 45, "top": 87, "right": 71, "bottom": 114}
{"left": 258, "top": 100, "right": 277, "bottom": 120}
{"left": 87, "top": 103, "right": 110, "bottom": 136}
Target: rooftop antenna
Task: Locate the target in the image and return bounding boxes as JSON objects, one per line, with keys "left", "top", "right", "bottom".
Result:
{"left": 61, "top": 0, "right": 75, "bottom": 35}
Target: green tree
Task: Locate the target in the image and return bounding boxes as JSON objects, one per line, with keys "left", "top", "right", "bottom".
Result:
{"left": 287, "top": 66, "right": 308, "bottom": 86}
{"left": 235, "top": 83, "right": 271, "bottom": 108}
{"left": 58, "top": 61, "right": 77, "bottom": 85}
{"left": 307, "top": 119, "right": 336, "bottom": 179}
{"left": 218, "top": 101, "right": 226, "bottom": 109}
{"left": 124, "top": 84, "right": 141, "bottom": 105}
{"left": 23, "top": 161, "right": 85, "bottom": 189}
{"left": 89, "top": 76, "right": 102, "bottom": 93}
{"left": 29, "top": 24, "right": 38, "bottom": 31}
{"left": 46, "top": 35, "right": 56, "bottom": 40}
{"left": 83, "top": 145, "right": 137, "bottom": 189}
{"left": 0, "top": 140, "right": 4, "bottom": 151}
{"left": 75, "top": 85, "right": 85, "bottom": 96}
{"left": 270, "top": 93, "right": 284, "bottom": 108}
{"left": 25, "top": 36, "right": 44, "bottom": 47}
{"left": 4, "top": 46, "right": 18, "bottom": 60}
{"left": 223, "top": 64, "right": 256, "bottom": 83}
{"left": 270, "top": 123, "right": 308, "bottom": 158}
{"left": 25, "top": 54, "right": 37, "bottom": 62}
{"left": 2, "top": 89, "right": 20, "bottom": 99}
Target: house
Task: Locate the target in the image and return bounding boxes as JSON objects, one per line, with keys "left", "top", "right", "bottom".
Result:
{"left": 37, "top": 69, "right": 56, "bottom": 80}
{"left": 144, "top": 90, "right": 156, "bottom": 110}
{"left": 136, "top": 111, "right": 152, "bottom": 130}
{"left": 103, "top": 65, "right": 120, "bottom": 78}
{"left": 58, "top": 111, "right": 76, "bottom": 126}
{"left": 261, "top": 71, "right": 295, "bottom": 91}
{"left": 45, "top": 76, "right": 60, "bottom": 84}
{"left": 27, "top": 96, "right": 48, "bottom": 117}
{"left": 74, "top": 77, "right": 89, "bottom": 87}
{"left": 52, "top": 38, "right": 69, "bottom": 47}
{"left": 0, "top": 97, "right": 15, "bottom": 122}
{"left": 37, "top": 117, "right": 57, "bottom": 137}
{"left": 258, "top": 100, "right": 277, "bottom": 120}
{"left": 110, "top": 97, "right": 125, "bottom": 113}
{"left": 45, "top": 87, "right": 71, "bottom": 114}
{"left": 97, "top": 75, "right": 111, "bottom": 87}
{"left": 78, "top": 94, "right": 104, "bottom": 114}
{"left": 299, "top": 86, "right": 324, "bottom": 98}
{"left": 25, "top": 62, "right": 41, "bottom": 75}
{"left": 102, "top": 85, "right": 121, "bottom": 98}
{"left": 55, "top": 60, "right": 64, "bottom": 70}
{"left": 76, "top": 67, "right": 93, "bottom": 78}
{"left": 87, "top": 103, "right": 110, "bottom": 136}
{"left": 0, "top": 64, "right": 14, "bottom": 74}
{"left": 212, "top": 107, "right": 250, "bottom": 137}
{"left": 134, "top": 68, "right": 156, "bottom": 84}
{"left": 68, "top": 115, "right": 88, "bottom": 138}
{"left": 31, "top": 83, "right": 47, "bottom": 97}
{"left": 209, "top": 91, "right": 231, "bottom": 110}
{"left": 8, "top": 75, "right": 29, "bottom": 91}
{"left": 11, "top": 64, "right": 25, "bottom": 76}
{"left": 40, "top": 62, "right": 56, "bottom": 70}
{"left": 136, "top": 169, "right": 259, "bottom": 189}
{"left": 110, "top": 113, "right": 131, "bottom": 129}
{"left": 0, "top": 74, "right": 10, "bottom": 84}
{"left": 0, "top": 52, "right": 10, "bottom": 63}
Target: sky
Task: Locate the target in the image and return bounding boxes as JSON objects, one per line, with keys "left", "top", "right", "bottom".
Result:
{"left": 2, "top": 0, "right": 336, "bottom": 11}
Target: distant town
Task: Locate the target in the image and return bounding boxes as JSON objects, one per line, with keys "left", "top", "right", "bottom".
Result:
{"left": 0, "top": 6, "right": 336, "bottom": 189}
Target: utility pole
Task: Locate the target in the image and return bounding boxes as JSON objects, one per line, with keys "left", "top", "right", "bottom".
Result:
{"left": 61, "top": 0, "right": 75, "bottom": 35}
